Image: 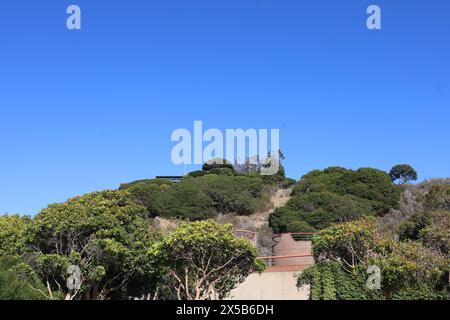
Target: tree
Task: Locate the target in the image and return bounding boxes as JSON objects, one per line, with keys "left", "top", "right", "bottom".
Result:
{"left": 0, "top": 214, "right": 31, "bottom": 257}
{"left": 389, "top": 164, "right": 418, "bottom": 184}
{"left": 312, "top": 217, "right": 380, "bottom": 270}
{"left": 372, "top": 241, "right": 448, "bottom": 300}
{"left": 153, "top": 220, "right": 264, "bottom": 300}
{"left": 27, "top": 190, "right": 160, "bottom": 300}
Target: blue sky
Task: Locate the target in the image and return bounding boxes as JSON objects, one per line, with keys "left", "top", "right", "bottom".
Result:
{"left": 0, "top": 0, "right": 449, "bottom": 215}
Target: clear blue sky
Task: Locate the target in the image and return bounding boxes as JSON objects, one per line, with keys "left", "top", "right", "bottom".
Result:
{"left": 0, "top": 0, "right": 449, "bottom": 215}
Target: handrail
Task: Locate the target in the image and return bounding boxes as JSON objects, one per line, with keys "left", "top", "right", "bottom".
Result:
{"left": 257, "top": 253, "right": 313, "bottom": 260}
{"left": 272, "top": 232, "right": 317, "bottom": 242}
{"left": 233, "top": 230, "right": 257, "bottom": 236}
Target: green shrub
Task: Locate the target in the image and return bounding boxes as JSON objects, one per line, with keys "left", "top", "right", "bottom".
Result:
{"left": 125, "top": 174, "right": 270, "bottom": 220}
{"left": 193, "top": 175, "right": 266, "bottom": 215}
{"left": 0, "top": 256, "right": 52, "bottom": 300}
{"left": 270, "top": 167, "right": 401, "bottom": 232}
{"left": 188, "top": 170, "right": 207, "bottom": 178}
{"left": 423, "top": 185, "right": 450, "bottom": 211}
{"left": 0, "top": 215, "right": 31, "bottom": 257}
{"left": 298, "top": 261, "right": 372, "bottom": 300}
{"left": 149, "top": 182, "right": 215, "bottom": 220}
{"left": 303, "top": 217, "right": 449, "bottom": 300}
{"left": 119, "top": 179, "right": 173, "bottom": 209}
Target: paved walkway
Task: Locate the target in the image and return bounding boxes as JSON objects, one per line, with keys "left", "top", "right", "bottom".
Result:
{"left": 226, "top": 271, "right": 310, "bottom": 300}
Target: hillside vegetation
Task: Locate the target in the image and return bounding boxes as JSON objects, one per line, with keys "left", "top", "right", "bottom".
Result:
{"left": 298, "top": 176, "right": 450, "bottom": 300}
{"left": 120, "top": 159, "right": 292, "bottom": 221}
{"left": 0, "top": 159, "right": 448, "bottom": 300}
{"left": 269, "top": 167, "right": 402, "bottom": 233}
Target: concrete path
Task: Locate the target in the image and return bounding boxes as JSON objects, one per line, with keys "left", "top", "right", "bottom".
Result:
{"left": 226, "top": 271, "right": 310, "bottom": 300}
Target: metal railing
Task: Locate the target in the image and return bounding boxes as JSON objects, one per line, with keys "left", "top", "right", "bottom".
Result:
{"left": 272, "top": 232, "right": 317, "bottom": 242}
{"left": 233, "top": 230, "right": 257, "bottom": 244}
{"left": 256, "top": 254, "right": 315, "bottom": 272}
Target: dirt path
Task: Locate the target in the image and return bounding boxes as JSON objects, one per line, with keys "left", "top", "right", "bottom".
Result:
{"left": 271, "top": 188, "right": 293, "bottom": 209}
{"left": 250, "top": 188, "right": 292, "bottom": 227}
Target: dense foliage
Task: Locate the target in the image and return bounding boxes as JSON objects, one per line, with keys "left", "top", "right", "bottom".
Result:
{"left": 149, "top": 180, "right": 216, "bottom": 220}
{"left": 270, "top": 167, "right": 402, "bottom": 232}
{"left": 0, "top": 193, "right": 262, "bottom": 300}
{"left": 299, "top": 215, "right": 449, "bottom": 300}
{"left": 152, "top": 220, "right": 263, "bottom": 300}
{"left": 123, "top": 174, "right": 272, "bottom": 220}
{"left": 1, "top": 159, "right": 447, "bottom": 301}
{"left": 119, "top": 178, "right": 173, "bottom": 210}
{"left": 24, "top": 190, "right": 161, "bottom": 300}
{"left": 298, "top": 260, "right": 377, "bottom": 300}
{"left": 0, "top": 256, "right": 51, "bottom": 300}
{"left": 0, "top": 215, "right": 30, "bottom": 257}
{"left": 399, "top": 184, "right": 450, "bottom": 255}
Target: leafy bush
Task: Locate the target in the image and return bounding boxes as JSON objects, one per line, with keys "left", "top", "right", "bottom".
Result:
{"left": 270, "top": 192, "right": 373, "bottom": 233}
{"left": 147, "top": 174, "right": 269, "bottom": 219}
{"left": 312, "top": 217, "right": 379, "bottom": 266}
{"left": 372, "top": 240, "right": 449, "bottom": 300}
{"left": 119, "top": 178, "right": 173, "bottom": 209}
{"left": 400, "top": 209, "right": 449, "bottom": 255}
{"left": 270, "top": 167, "right": 401, "bottom": 232}
{"left": 0, "top": 215, "right": 31, "bottom": 257}
{"left": 0, "top": 256, "right": 50, "bottom": 300}
{"left": 149, "top": 182, "right": 216, "bottom": 220}
{"left": 193, "top": 175, "right": 266, "bottom": 215}
{"left": 423, "top": 185, "right": 450, "bottom": 211}
{"left": 188, "top": 170, "right": 207, "bottom": 178}
{"left": 298, "top": 261, "right": 373, "bottom": 300}
{"left": 301, "top": 218, "right": 449, "bottom": 300}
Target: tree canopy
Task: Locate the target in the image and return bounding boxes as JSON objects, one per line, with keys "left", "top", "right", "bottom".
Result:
{"left": 0, "top": 215, "right": 30, "bottom": 257}
{"left": 389, "top": 164, "right": 418, "bottom": 184}
{"left": 26, "top": 190, "right": 160, "bottom": 300}
{"left": 152, "top": 220, "right": 264, "bottom": 300}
